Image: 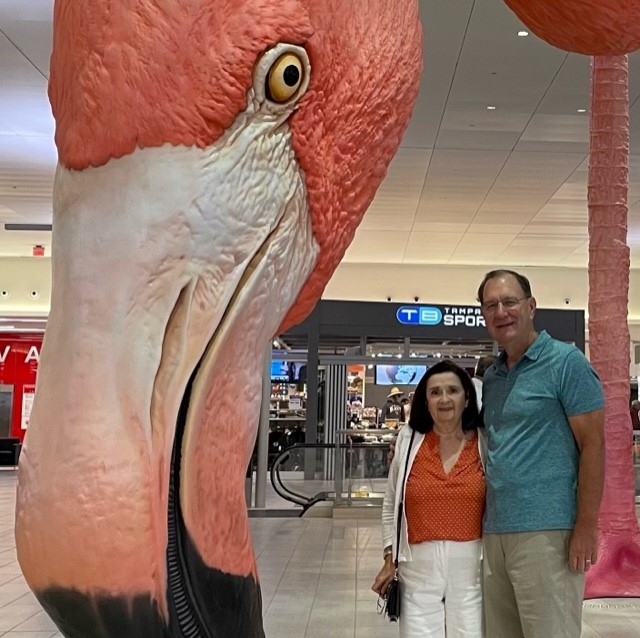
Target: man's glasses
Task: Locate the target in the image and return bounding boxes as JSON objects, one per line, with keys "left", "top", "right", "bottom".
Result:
{"left": 481, "top": 296, "right": 528, "bottom": 315}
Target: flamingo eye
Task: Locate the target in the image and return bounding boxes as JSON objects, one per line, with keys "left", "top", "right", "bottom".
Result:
{"left": 266, "top": 53, "right": 305, "bottom": 103}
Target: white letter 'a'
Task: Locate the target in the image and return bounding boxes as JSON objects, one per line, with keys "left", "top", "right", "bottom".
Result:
{"left": 25, "top": 346, "right": 40, "bottom": 364}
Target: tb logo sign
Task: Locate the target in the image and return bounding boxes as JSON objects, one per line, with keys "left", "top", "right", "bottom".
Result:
{"left": 396, "top": 306, "right": 443, "bottom": 326}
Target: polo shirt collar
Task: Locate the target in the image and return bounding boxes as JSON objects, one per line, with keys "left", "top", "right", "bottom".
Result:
{"left": 496, "top": 330, "right": 550, "bottom": 369}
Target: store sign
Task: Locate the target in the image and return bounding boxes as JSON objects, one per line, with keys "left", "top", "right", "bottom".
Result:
{"left": 0, "top": 338, "right": 42, "bottom": 386}
{"left": 396, "top": 305, "right": 486, "bottom": 328}
{"left": 0, "top": 335, "right": 43, "bottom": 440}
{"left": 0, "top": 345, "right": 40, "bottom": 364}
{"left": 396, "top": 306, "right": 441, "bottom": 325}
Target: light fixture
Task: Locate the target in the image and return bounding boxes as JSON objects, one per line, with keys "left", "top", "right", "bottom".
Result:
{"left": 517, "top": 30, "right": 529, "bottom": 37}
{"left": 487, "top": 105, "right": 496, "bottom": 110}
{"left": 577, "top": 108, "right": 586, "bottom": 113}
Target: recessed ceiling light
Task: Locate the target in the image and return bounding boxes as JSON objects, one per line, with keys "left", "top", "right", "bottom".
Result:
{"left": 518, "top": 30, "right": 529, "bottom": 37}
{"left": 577, "top": 108, "right": 587, "bottom": 113}
{"left": 487, "top": 105, "right": 496, "bottom": 110}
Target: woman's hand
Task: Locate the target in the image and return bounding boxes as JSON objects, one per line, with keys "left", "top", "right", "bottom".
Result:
{"left": 371, "top": 556, "right": 396, "bottom": 596}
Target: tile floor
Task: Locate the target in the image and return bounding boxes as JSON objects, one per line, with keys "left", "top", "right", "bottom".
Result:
{"left": 0, "top": 470, "right": 639, "bottom": 637}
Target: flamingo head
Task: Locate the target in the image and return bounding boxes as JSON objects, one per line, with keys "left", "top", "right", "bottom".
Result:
{"left": 15, "top": 2, "right": 422, "bottom": 636}
{"left": 503, "top": 0, "right": 640, "bottom": 55}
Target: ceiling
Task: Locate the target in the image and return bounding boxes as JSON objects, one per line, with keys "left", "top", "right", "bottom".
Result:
{"left": 1, "top": 0, "right": 640, "bottom": 269}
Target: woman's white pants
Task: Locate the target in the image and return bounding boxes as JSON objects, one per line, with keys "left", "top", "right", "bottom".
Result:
{"left": 398, "top": 540, "right": 483, "bottom": 638}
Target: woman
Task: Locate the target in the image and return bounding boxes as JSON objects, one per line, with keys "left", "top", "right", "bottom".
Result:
{"left": 372, "top": 360, "right": 486, "bottom": 638}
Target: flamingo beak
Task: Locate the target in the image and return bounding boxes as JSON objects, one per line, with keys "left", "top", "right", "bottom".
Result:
{"left": 16, "top": 101, "right": 319, "bottom": 635}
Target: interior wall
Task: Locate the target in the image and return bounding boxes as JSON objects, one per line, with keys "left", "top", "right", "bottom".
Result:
{"left": 2, "top": 256, "right": 640, "bottom": 382}
{"left": 0, "top": 258, "right": 51, "bottom": 316}
{"left": 326, "top": 262, "right": 640, "bottom": 327}
{"left": 3, "top": 256, "right": 640, "bottom": 332}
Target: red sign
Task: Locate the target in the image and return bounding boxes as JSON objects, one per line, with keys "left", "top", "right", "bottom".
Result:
{"left": 0, "top": 334, "right": 43, "bottom": 439}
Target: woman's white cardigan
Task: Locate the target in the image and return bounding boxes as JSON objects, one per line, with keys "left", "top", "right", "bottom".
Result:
{"left": 382, "top": 426, "right": 487, "bottom": 564}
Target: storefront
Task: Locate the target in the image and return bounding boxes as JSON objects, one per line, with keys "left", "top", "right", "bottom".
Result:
{"left": 277, "top": 299, "right": 586, "bottom": 446}
{"left": 0, "top": 334, "right": 42, "bottom": 439}
{"left": 246, "top": 299, "right": 589, "bottom": 504}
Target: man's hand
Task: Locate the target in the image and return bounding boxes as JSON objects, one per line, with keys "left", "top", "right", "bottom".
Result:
{"left": 568, "top": 523, "right": 598, "bottom": 572}
{"left": 567, "top": 408, "right": 604, "bottom": 574}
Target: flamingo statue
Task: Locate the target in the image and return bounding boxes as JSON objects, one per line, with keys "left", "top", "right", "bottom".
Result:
{"left": 14, "top": 2, "right": 422, "bottom": 636}
{"left": 504, "top": 0, "right": 640, "bottom": 597}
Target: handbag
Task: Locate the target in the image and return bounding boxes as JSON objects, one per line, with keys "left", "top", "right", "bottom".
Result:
{"left": 381, "top": 428, "right": 416, "bottom": 622}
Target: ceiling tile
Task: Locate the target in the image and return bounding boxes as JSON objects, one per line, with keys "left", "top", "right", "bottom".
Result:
{"left": 342, "top": 230, "right": 410, "bottom": 263}
{"left": 359, "top": 214, "right": 415, "bottom": 232}
{"left": 367, "top": 148, "right": 431, "bottom": 216}
{"left": 466, "top": 223, "right": 525, "bottom": 234}
{"left": 1, "top": 0, "right": 640, "bottom": 280}
{"left": 401, "top": 0, "right": 474, "bottom": 149}
{"left": 457, "top": 233, "right": 514, "bottom": 249}
{"left": 412, "top": 221, "right": 470, "bottom": 233}
{"left": 522, "top": 223, "right": 588, "bottom": 237}
{"left": 509, "top": 235, "right": 585, "bottom": 249}
{"left": 498, "top": 246, "right": 578, "bottom": 264}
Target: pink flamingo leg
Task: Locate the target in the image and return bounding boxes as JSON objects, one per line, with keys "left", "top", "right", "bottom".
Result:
{"left": 586, "top": 54, "right": 640, "bottom": 598}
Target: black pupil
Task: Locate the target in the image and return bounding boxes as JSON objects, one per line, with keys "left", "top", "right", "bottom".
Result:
{"left": 283, "top": 65, "right": 300, "bottom": 87}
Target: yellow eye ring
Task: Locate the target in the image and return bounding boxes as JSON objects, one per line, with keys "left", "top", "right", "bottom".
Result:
{"left": 266, "top": 53, "right": 304, "bottom": 103}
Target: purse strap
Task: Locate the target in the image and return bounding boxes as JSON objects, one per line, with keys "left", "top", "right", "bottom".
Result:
{"left": 394, "top": 427, "right": 416, "bottom": 569}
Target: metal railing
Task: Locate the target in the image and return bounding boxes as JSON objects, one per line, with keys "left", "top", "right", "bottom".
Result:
{"left": 270, "top": 429, "right": 397, "bottom": 515}
{"left": 269, "top": 443, "right": 335, "bottom": 515}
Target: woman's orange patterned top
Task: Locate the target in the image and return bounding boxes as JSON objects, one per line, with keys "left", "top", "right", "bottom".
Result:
{"left": 405, "top": 430, "right": 485, "bottom": 543}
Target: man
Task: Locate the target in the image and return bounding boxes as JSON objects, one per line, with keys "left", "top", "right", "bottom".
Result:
{"left": 478, "top": 269, "right": 605, "bottom": 638}
{"left": 472, "top": 355, "right": 496, "bottom": 410}
{"left": 381, "top": 386, "right": 405, "bottom": 425}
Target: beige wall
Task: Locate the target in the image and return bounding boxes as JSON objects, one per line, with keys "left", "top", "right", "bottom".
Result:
{"left": 2, "top": 255, "right": 640, "bottom": 335}
{"left": 326, "top": 262, "right": 640, "bottom": 322}
{"left": 0, "top": 258, "right": 51, "bottom": 316}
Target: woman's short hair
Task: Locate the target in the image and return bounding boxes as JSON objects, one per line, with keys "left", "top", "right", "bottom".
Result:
{"left": 408, "top": 360, "right": 479, "bottom": 434}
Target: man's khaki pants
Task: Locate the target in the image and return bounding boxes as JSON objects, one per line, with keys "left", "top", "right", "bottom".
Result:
{"left": 483, "top": 531, "right": 584, "bottom": 638}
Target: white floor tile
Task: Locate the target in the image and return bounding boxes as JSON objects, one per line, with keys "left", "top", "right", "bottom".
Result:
{"left": 0, "top": 472, "right": 638, "bottom": 637}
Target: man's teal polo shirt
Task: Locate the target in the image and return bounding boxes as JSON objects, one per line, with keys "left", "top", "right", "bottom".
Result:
{"left": 482, "top": 330, "right": 604, "bottom": 533}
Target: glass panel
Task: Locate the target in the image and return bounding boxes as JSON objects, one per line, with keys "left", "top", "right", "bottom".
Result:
{"left": 0, "top": 385, "right": 13, "bottom": 438}
{"left": 343, "top": 439, "right": 390, "bottom": 504}
{"left": 269, "top": 438, "right": 394, "bottom": 509}
{"left": 272, "top": 447, "right": 335, "bottom": 502}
